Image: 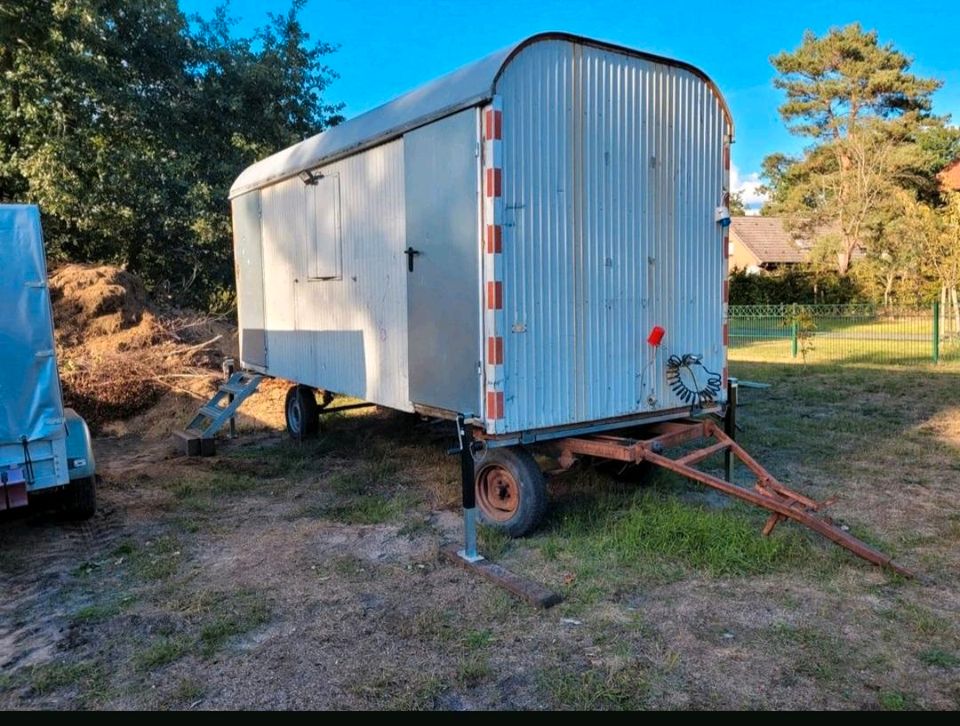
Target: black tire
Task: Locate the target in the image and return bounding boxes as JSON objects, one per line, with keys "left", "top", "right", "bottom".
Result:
{"left": 475, "top": 446, "right": 547, "bottom": 538}
{"left": 284, "top": 384, "right": 319, "bottom": 439}
{"left": 64, "top": 475, "right": 97, "bottom": 520}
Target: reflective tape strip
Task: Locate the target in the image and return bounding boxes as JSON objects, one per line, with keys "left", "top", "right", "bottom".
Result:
{"left": 482, "top": 98, "right": 505, "bottom": 431}
{"left": 486, "top": 391, "right": 504, "bottom": 419}
{"left": 487, "top": 336, "right": 503, "bottom": 365}
{"left": 486, "top": 224, "right": 502, "bottom": 253}
{"left": 486, "top": 281, "right": 503, "bottom": 310}
{"left": 485, "top": 168, "right": 502, "bottom": 197}
{"left": 484, "top": 109, "right": 502, "bottom": 140}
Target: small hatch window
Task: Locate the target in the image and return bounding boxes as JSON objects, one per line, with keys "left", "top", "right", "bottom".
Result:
{"left": 307, "top": 173, "right": 341, "bottom": 280}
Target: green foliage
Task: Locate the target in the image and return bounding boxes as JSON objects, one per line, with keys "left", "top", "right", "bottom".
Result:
{"left": 763, "top": 24, "right": 952, "bottom": 278}
{"left": 538, "top": 663, "right": 650, "bottom": 710}
{"left": 729, "top": 266, "right": 867, "bottom": 305}
{"left": 135, "top": 636, "right": 191, "bottom": 671}
{"left": 771, "top": 23, "right": 940, "bottom": 141}
{"left": 785, "top": 306, "right": 816, "bottom": 361}
{"left": 728, "top": 190, "right": 746, "bottom": 216}
{"left": 917, "top": 649, "right": 960, "bottom": 668}
{"left": 544, "top": 486, "right": 812, "bottom": 580}
{"left": 198, "top": 589, "right": 271, "bottom": 657}
{"left": 0, "top": 0, "right": 342, "bottom": 309}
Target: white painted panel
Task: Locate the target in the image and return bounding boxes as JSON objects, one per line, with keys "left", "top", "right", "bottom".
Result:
{"left": 258, "top": 140, "right": 411, "bottom": 411}
{"left": 496, "top": 40, "right": 729, "bottom": 431}
{"left": 308, "top": 175, "right": 341, "bottom": 280}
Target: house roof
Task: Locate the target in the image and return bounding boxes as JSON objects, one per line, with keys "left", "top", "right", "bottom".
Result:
{"left": 729, "top": 217, "right": 806, "bottom": 264}
{"left": 229, "top": 32, "right": 732, "bottom": 198}
{"left": 939, "top": 158, "right": 960, "bottom": 192}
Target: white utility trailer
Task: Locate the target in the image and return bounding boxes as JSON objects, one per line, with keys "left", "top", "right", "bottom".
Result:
{"left": 1, "top": 205, "right": 97, "bottom": 518}
{"left": 228, "top": 32, "right": 737, "bottom": 537}
{"left": 220, "top": 33, "right": 911, "bottom": 580}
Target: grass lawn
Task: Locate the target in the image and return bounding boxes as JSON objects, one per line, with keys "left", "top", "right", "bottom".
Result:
{"left": 1, "top": 360, "right": 958, "bottom": 709}
{"left": 730, "top": 313, "right": 960, "bottom": 365}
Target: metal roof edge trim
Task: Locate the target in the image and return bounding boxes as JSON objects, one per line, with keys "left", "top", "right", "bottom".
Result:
{"left": 229, "top": 32, "right": 733, "bottom": 199}
{"left": 228, "top": 92, "right": 492, "bottom": 199}
{"left": 492, "top": 32, "right": 734, "bottom": 138}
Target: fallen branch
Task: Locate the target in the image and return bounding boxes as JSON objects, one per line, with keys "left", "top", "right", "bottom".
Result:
{"left": 175, "top": 334, "right": 222, "bottom": 356}
{"left": 152, "top": 373, "right": 217, "bottom": 380}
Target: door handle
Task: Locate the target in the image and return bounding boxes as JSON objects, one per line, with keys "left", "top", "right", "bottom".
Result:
{"left": 404, "top": 246, "right": 421, "bottom": 272}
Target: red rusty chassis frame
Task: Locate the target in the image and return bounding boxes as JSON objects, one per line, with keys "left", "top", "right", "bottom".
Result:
{"left": 545, "top": 419, "right": 913, "bottom": 578}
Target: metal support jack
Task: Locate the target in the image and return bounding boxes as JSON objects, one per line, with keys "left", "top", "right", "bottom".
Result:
{"left": 457, "top": 414, "right": 484, "bottom": 563}
{"left": 441, "top": 414, "right": 562, "bottom": 608}
{"left": 724, "top": 377, "right": 738, "bottom": 483}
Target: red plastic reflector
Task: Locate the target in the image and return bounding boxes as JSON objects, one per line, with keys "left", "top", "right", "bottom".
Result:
{"left": 647, "top": 325, "right": 665, "bottom": 346}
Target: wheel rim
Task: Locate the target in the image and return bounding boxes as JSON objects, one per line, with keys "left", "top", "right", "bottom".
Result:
{"left": 476, "top": 464, "right": 520, "bottom": 522}
{"left": 288, "top": 398, "right": 302, "bottom": 434}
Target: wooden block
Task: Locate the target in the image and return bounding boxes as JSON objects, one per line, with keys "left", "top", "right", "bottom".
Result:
{"left": 441, "top": 543, "right": 562, "bottom": 609}
{"left": 172, "top": 430, "right": 216, "bottom": 457}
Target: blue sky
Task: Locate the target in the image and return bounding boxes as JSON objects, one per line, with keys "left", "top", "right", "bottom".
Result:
{"left": 181, "top": 0, "right": 960, "bottom": 209}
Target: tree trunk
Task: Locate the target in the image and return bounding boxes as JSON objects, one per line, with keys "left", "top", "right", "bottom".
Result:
{"left": 883, "top": 272, "right": 895, "bottom": 308}
{"left": 942, "top": 285, "right": 949, "bottom": 336}
{"left": 837, "top": 246, "right": 852, "bottom": 276}
{"left": 952, "top": 286, "right": 960, "bottom": 336}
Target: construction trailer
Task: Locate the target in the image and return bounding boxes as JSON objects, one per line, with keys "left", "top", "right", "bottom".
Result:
{"left": 0, "top": 205, "right": 97, "bottom": 517}
{"left": 220, "top": 33, "right": 908, "bottom": 577}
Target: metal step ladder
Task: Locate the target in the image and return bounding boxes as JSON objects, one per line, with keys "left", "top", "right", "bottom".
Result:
{"left": 175, "top": 369, "right": 263, "bottom": 456}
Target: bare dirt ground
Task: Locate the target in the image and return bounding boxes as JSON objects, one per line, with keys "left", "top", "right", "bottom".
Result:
{"left": 1, "top": 359, "right": 959, "bottom": 710}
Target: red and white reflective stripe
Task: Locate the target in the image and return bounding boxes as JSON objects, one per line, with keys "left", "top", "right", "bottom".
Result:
{"left": 487, "top": 335, "right": 504, "bottom": 364}
{"left": 486, "top": 391, "right": 504, "bottom": 420}
{"left": 486, "top": 281, "right": 502, "bottom": 310}
{"left": 482, "top": 99, "right": 505, "bottom": 429}
{"left": 721, "top": 136, "right": 731, "bottom": 389}
{"left": 485, "top": 224, "right": 502, "bottom": 253}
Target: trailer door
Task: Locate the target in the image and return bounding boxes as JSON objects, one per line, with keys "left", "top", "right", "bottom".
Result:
{"left": 404, "top": 109, "right": 482, "bottom": 415}
{"left": 232, "top": 191, "right": 267, "bottom": 369}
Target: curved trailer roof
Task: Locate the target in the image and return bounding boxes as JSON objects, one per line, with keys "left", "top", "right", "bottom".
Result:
{"left": 230, "top": 32, "right": 732, "bottom": 199}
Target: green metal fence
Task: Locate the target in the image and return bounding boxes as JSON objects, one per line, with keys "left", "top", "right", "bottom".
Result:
{"left": 728, "top": 303, "right": 960, "bottom": 365}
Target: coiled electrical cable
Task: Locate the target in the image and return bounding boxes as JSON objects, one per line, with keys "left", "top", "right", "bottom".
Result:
{"left": 666, "top": 354, "right": 722, "bottom": 410}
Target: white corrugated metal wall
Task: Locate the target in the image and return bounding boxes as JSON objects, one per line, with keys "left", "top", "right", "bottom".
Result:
{"left": 495, "top": 40, "right": 728, "bottom": 432}
{"left": 258, "top": 139, "right": 412, "bottom": 411}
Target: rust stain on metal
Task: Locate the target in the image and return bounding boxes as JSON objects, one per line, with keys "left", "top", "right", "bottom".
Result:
{"left": 550, "top": 420, "right": 914, "bottom": 578}
{"left": 476, "top": 463, "right": 520, "bottom": 522}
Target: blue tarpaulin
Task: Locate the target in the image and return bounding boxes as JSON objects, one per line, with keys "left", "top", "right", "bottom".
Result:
{"left": 0, "top": 205, "right": 66, "bottom": 444}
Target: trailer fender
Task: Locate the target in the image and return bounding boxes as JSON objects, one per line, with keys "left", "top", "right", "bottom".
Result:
{"left": 64, "top": 408, "right": 96, "bottom": 481}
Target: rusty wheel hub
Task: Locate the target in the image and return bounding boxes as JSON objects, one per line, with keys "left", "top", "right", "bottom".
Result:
{"left": 476, "top": 465, "right": 520, "bottom": 521}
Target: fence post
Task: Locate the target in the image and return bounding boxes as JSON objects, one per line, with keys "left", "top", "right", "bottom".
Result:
{"left": 932, "top": 300, "right": 940, "bottom": 364}
{"left": 791, "top": 304, "right": 798, "bottom": 359}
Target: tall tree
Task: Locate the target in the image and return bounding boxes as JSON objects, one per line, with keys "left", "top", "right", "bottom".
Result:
{"left": 0, "top": 0, "right": 342, "bottom": 308}
{"left": 762, "top": 24, "right": 947, "bottom": 275}
{"left": 929, "top": 193, "right": 960, "bottom": 337}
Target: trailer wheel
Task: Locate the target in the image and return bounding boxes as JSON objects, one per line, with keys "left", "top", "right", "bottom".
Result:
{"left": 64, "top": 475, "right": 97, "bottom": 520}
{"left": 475, "top": 447, "right": 546, "bottom": 538}
{"left": 285, "top": 384, "right": 319, "bottom": 439}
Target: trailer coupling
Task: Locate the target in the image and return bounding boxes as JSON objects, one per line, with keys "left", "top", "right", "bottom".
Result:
{"left": 547, "top": 419, "right": 913, "bottom": 578}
